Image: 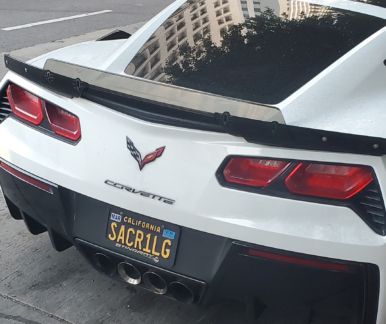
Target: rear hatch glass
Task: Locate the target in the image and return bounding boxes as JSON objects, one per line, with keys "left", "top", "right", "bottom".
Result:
{"left": 125, "top": 0, "right": 386, "bottom": 104}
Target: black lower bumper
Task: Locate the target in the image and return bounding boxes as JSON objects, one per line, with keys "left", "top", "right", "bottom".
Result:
{"left": 0, "top": 165, "right": 380, "bottom": 323}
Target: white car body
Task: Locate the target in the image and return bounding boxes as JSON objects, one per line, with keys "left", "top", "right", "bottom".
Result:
{"left": 1, "top": 0, "right": 386, "bottom": 322}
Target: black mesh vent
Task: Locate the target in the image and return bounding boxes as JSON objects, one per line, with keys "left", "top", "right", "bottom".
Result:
{"left": 354, "top": 181, "right": 386, "bottom": 235}
{"left": 0, "top": 89, "right": 11, "bottom": 123}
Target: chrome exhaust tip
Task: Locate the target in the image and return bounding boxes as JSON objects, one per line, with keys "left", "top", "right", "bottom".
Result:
{"left": 92, "top": 253, "right": 115, "bottom": 275}
{"left": 169, "top": 281, "right": 195, "bottom": 304}
{"left": 143, "top": 272, "right": 168, "bottom": 295}
{"left": 117, "top": 262, "right": 141, "bottom": 285}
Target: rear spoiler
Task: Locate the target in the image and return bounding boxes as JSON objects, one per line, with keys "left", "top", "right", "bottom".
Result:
{"left": 5, "top": 54, "right": 386, "bottom": 156}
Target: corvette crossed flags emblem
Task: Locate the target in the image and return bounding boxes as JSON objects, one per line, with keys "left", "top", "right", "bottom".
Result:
{"left": 126, "top": 136, "right": 165, "bottom": 171}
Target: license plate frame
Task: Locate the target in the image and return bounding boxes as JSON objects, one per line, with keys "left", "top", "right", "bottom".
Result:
{"left": 105, "top": 208, "right": 180, "bottom": 267}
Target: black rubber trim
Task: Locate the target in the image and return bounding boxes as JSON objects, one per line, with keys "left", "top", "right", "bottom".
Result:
{"left": 363, "top": 263, "right": 380, "bottom": 324}
{"left": 234, "top": 241, "right": 380, "bottom": 324}
{"left": 5, "top": 54, "right": 386, "bottom": 156}
{"left": 214, "top": 113, "right": 386, "bottom": 156}
{"left": 216, "top": 156, "right": 386, "bottom": 235}
{"left": 96, "top": 30, "right": 132, "bottom": 41}
{"left": 82, "top": 86, "right": 224, "bottom": 132}
{"left": 4, "top": 54, "right": 88, "bottom": 98}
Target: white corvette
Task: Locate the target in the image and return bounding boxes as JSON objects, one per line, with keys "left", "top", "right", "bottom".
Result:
{"left": 1, "top": 0, "right": 386, "bottom": 322}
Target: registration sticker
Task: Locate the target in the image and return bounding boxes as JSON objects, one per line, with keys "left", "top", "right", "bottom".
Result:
{"left": 163, "top": 229, "right": 175, "bottom": 240}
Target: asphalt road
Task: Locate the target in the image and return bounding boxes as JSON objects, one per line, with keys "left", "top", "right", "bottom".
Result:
{"left": 0, "top": 0, "right": 173, "bottom": 53}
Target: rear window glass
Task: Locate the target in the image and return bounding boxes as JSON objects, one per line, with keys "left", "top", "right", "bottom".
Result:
{"left": 125, "top": 0, "right": 386, "bottom": 104}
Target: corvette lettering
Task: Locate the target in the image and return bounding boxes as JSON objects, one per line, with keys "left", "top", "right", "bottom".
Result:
{"left": 105, "top": 180, "right": 175, "bottom": 205}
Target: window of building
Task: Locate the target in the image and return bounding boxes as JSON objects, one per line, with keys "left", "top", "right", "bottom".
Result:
{"left": 216, "top": 9, "right": 222, "bottom": 17}
{"left": 225, "top": 15, "right": 232, "bottom": 22}
{"left": 176, "top": 13, "right": 184, "bottom": 21}
{"left": 218, "top": 18, "right": 225, "bottom": 24}
{"left": 190, "top": 4, "right": 198, "bottom": 11}
{"left": 191, "top": 12, "right": 200, "bottom": 20}
{"left": 177, "top": 20, "right": 186, "bottom": 31}
{"left": 148, "top": 41, "right": 160, "bottom": 55}
{"left": 200, "top": 7, "right": 207, "bottom": 15}
{"left": 137, "top": 65, "right": 149, "bottom": 78}
{"left": 150, "top": 52, "right": 161, "bottom": 68}
{"left": 132, "top": 52, "right": 148, "bottom": 69}
{"left": 178, "top": 30, "right": 187, "bottom": 42}
{"left": 163, "top": 20, "right": 174, "bottom": 30}
{"left": 223, "top": 6, "right": 230, "bottom": 13}
{"left": 202, "top": 16, "right": 209, "bottom": 24}
{"left": 167, "top": 51, "right": 179, "bottom": 65}
{"left": 149, "top": 66, "right": 163, "bottom": 80}
{"left": 193, "top": 31, "right": 202, "bottom": 43}
{"left": 167, "top": 38, "right": 177, "bottom": 52}
{"left": 214, "top": 0, "right": 220, "bottom": 7}
{"left": 193, "top": 21, "right": 201, "bottom": 31}
{"left": 165, "top": 28, "right": 176, "bottom": 40}
{"left": 202, "top": 25, "right": 211, "bottom": 35}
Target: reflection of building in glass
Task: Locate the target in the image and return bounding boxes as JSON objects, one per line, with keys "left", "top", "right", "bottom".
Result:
{"left": 125, "top": 0, "right": 243, "bottom": 81}
{"left": 287, "top": 0, "right": 311, "bottom": 18}
{"left": 239, "top": 0, "right": 261, "bottom": 19}
{"left": 125, "top": 0, "right": 331, "bottom": 81}
{"left": 239, "top": 0, "right": 286, "bottom": 19}
{"left": 287, "top": 0, "right": 333, "bottom": 19}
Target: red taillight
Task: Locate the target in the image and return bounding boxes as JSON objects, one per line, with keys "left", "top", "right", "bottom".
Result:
{"left": 6, "top": 84, "right": 43, "bottom": 125}
{"left": 0, "top": 162, "right": 52, "bottom": 193}
{"left": 247, "top": 249, "right": 350, "bottom": 272}
{"left": 44, "top": 101, "right": 81, "bottom": 141}
{"left": 223, "top": 158, "right": 290, "bottom": 187}
{"left": 285, "top": 163, "right": 373, "bottom": 199}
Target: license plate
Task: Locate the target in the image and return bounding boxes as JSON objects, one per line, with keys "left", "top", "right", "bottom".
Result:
{"left": 105, "top": 208, "right": 180, "bottom": 267}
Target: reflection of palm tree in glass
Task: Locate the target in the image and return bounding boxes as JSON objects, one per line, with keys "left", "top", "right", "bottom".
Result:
{"left": 163, "top": 8, "right": 385, "bottom": 104}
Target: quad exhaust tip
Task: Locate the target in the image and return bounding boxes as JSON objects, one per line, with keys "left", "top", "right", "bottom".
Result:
{"left": 169, "top": 281, "right": 195, "bottom": 304}
{"left": 117, "top": 262, "right": 141, "bottom": 285}
{"left": 92, "top": 253, "right": 115, "bottom": 275}
{"left": 143, "top": 272, "right": 168, "bottom": 295}
{"left": 90, "top": 251, "right": 197, "bottom": 302}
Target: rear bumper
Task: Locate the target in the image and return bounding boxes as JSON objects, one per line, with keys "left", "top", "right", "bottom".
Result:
{"left": 0, "top": 162, "right": 380, "bottom": 323}
{"left": 2, "top": 73, "right": 386, "bottom": 322}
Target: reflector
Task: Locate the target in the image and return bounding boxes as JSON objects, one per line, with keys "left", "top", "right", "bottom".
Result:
{"left": 223, "top": 158, "right": 290, "bottom": 187}
{"left": 285, "top": 163, "right": 373, "bottom": 199}
{"left": 0, "top": 162, "right": 52, "bottom": 193}
{"left": 6, "top": 84, "right": 43, "bottom": 125}
{"left": 44, "top": 101, "right": 81, "bottom": 141}
{"left": 248, "top": 249, "right": 349, "bottom": 271}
